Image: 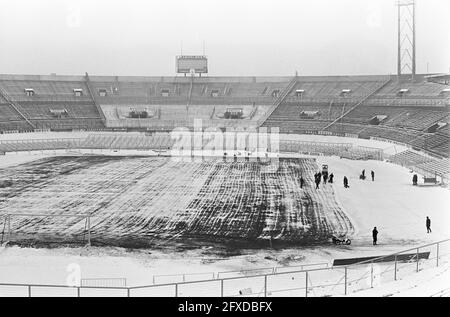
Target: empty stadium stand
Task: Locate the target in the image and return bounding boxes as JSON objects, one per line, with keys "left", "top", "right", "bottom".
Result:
{"left": 0, "top": 74, "right": 448, "bottom": 158}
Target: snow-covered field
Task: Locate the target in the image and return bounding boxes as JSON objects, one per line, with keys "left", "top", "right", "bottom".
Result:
{"left": 0, "top": 134, "right": 448, "bottom": 296}
{"left": 0, "top": 156, "right": 353, "bottom": 246}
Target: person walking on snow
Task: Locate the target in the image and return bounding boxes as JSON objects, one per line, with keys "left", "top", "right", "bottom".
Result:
{"left": 300, "top": 176, "right": 305, "bottom": 189}
{"left": 329, "top": 173, "right": 334, "bottom": 183}
{"left": 426, "top": 217, "right": 432, "bottom": 233}
{"left": 323, "top": 173, "right": 328, "bottom": 184}
{"left": 315, "top": 175, "right": 321, "bottom": 189}
{"left": 413, "top": 174, "right": 418, "bottom": 186}
{"left": 371, "top": 170, "right": 375, "bottom": 181}
{"left": 343, "top": 176, "right": 349, "bottom": 188}
{"left": 372, "top": 227, "right": 378, "bottom": 245}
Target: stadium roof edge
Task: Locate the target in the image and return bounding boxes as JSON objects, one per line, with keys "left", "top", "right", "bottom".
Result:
{"left": 0, "top": 73, "right": 394, "bottom": 82}
{"left": 0, "top": 73, "right": 442, "bottom": 83}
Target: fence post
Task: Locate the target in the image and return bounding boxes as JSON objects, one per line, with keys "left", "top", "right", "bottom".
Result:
{"left": 416, "top": 248, "right": 419, "bottom": 272}
{"left": 127, "top": 288, "right": 130, "bottom": 297}
{"left": 87, "top": 215, "right": 91, "bottom": 246}
{"left": 264, "top": 275, "right": 267, "bottom": 297}
{"left": 394, "top": 255, "right": 397, "bottom": 281}
{"left": 305, "top": 271, "right": 308, "bottom": 297}
{"left": 77, "top": 287, "right": 80, "bottom": 297}
{"left": 7, "top": 214, "right": 11, "bottom": 241}
{"left": 344, "top": 267, "right": 348, "bottom": 295}
{"left": 28, "top": 285, "right": 31, "bottom": 297}
{"left": 221, "top": 279, "right": 224, "bottom": 297}
{"left": 175, "top": 284, "right": 178, "bottom": 297}
{"left": 436, "top": 243, "right": 439, "bottom": 267}
{"left": 370, "top": 262, "right": 374, "bottom": 288}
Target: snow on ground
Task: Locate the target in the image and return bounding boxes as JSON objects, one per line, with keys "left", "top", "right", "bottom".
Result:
{"left": 316, "top": 156, "right": 450, "bottom": 246}
{"left": 0, "top": 135, "right": 448, "bottom": 296}
{"left": 346, "top": 259, "right": 450, "bottom": 297}
{"left": 0, "top": 155, "right": 447, "bottom": 292}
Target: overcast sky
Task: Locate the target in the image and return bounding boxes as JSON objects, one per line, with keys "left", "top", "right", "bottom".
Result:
{"left": 0, "top": 0, "right": 449, "bottom": 76}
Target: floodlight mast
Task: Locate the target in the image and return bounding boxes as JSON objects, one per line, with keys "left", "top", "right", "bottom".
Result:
{"left": 397, "top": 0, "right": 416, "bottom": 81}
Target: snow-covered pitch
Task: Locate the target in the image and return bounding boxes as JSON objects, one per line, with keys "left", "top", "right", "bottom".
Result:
{"left": 0, "top": 156, "right": 353, "bottom": 247}
{"left": 0, "top": 138, "right": 448, "bottom": 296}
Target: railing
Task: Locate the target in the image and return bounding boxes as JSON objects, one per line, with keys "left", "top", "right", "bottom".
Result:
{"left": 0, "top": 86, "right": 36, "bottom": 129}
{"left": 385, "top": 148, "right": 450, "bottom": 183}
{"left": 257, "top": 76, "right": 298, "bottom": 126}
{"left": 151, "top": 262, "right": 329, "bottom": 285}
{"left": 85, "top": 73, "right": 107, "bottom": 123}
{"left": 81, "top": 278, "right": 127, "bottom": 288}
{"left": 322, "top": 76, "right": 392, "bottom": 131}
{"left": 1, "top": 239, "right": 448, "bottom": 297}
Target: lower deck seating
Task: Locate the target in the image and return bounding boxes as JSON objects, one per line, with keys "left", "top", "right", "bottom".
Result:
{"left": 388, "top": 150, "right": 433, "bottom": 166}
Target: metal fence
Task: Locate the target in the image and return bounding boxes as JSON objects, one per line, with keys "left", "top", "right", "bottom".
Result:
{"left": 151, "top": 262, "right": 329, "bottom": 285}
{"left": 1, "top": 239, "right": 448, "bottom": 297}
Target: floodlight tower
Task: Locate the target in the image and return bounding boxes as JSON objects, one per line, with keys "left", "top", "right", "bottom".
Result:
{"left": 397, "top": 0, "right": 416, "bottom": 81}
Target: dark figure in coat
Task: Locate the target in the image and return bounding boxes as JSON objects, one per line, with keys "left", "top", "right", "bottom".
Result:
{"left": 343, "top": 176, "right": 349, "bottom": 188}
{"left": 315, "top": 177, "right": 321, "bottom": 189}
{"left": 372, "top": 227, "right": 378, "bottom": 245}
{"left": 413, "top": 174, "right": 418, "bottom": 186}
{"left": 371, "top": 170, "right": 375, "bottom": 181}
{"left": 300, "top": 176, "right": 305, "bottom": 189}
{"left": 362, "top": 169, "right": 365, "bottom": 178}
{"left": 329, "top": 173, "right": 334, "bottom": 183}
{"left": 323, "top": 173, "right": 328, "bottom": 184}
{"left": 426, "top": 217, "right": 432, "bottom": 233}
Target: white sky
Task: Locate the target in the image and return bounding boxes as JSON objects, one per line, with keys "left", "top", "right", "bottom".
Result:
{"left": 0, "top": 0, "right": 449, "bottom": 76}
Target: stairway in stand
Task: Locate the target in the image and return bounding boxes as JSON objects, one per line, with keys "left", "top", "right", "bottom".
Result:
{"left": 257, "top": 76, "right": 298, "bottom": 127}
{"left": 0, "top": 85, "right": 35, "bottom": 129}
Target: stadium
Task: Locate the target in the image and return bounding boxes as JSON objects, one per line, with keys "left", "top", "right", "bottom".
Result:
{"left": 0, "top": 0, "right": 449, "bottom": 298}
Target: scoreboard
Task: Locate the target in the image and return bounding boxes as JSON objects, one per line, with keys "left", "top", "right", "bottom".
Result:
{"left": 176, "top": 55, "right": 208, "bottom": 74}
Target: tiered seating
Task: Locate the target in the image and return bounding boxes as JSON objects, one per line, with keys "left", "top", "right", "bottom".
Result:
{"left": 342, "top": 106, "right": 405, "bottom": 125}
{"left": 0, "top": 78, "right": 104, "bottom": 131}
{"left": 0, "top": 133, "right": 176, "bottom": 152}
{"left": 0, "top": 102, "right": 31, "bottom": 131}
{"left": 375, "top": 81, "right": 447, "bottom": 97}
{"left": 280, "top": 140, "right": 352, "bottom": 156}
{"left": 324, "top": 123, "right": 367, "bottom": 135}
{"left": 0, "top": 103, "right": 22, "bottom": 121}
{"left": 15, "top": 102, "right": 105, "bottom": 120}
{"left": 409, "top": 133, "right": 450, "bottom": 157}
{"left": 1, "top": 80, "right": 92, "bottom": 102}
{"left": 388, "top": 150, "right": 433, "bottom": 166}
{"left": 414, "top": 159, "right": 450, "bottom": 177}
{"left": 287, "top": 80, "right": 384, "bottom": 102}
{"left": 340, "top": 146, "right": 382, "bottom": 160}
{"left": 264, "top": 119, "right": 329, "bottom": 133}
{"left": 82, "top": 133, "right": 175, "bottom": 150}
{"left": 383, "top": 110, "right": 448, "bottom": 130}
{"left": 0, "top": 138, "right": 82, "bottom": 152}
{"left": 359, "top": 125, "right": 423, "bottom": 144}
{"left": 262, "top": 103, "right": 343, "bottom": 133}
{"left": 367, "top": 81, "right": 449, "bottom": 107}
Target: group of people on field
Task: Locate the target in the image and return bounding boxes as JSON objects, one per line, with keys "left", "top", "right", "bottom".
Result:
{"left": 311, "top": 171, "right": 335, "bottom": 189}
{"left": 301, "top": 165, "right": 434, "bottom": 246}
{"left": 301, "top": 168, "right": 376, "bottom": 190}
{"left": 299, "top": 171, "right": 334, "bottom": 189}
